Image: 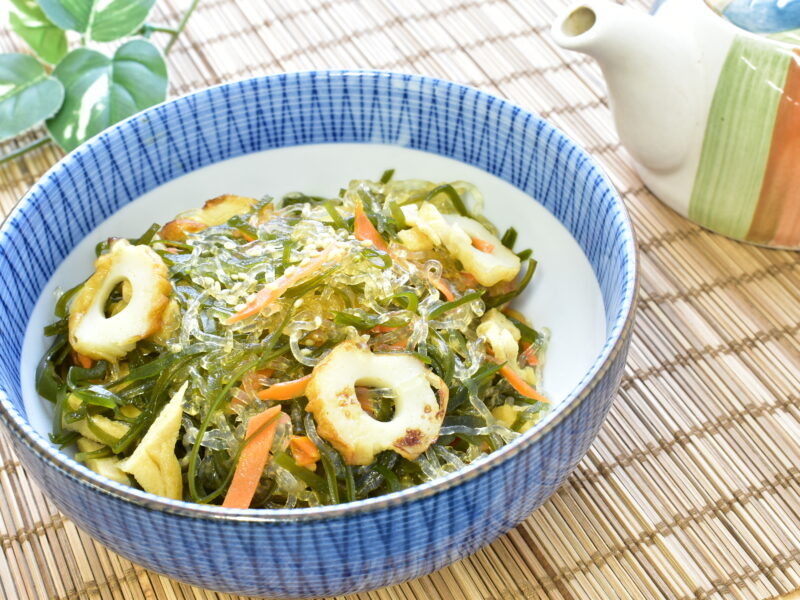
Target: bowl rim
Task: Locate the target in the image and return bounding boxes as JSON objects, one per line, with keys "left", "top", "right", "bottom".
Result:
{"left": 0, "top": 69, "right": 639, "bottom": 522}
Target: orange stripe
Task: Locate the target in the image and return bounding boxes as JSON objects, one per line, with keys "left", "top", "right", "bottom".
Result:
{"left": 748, "top": 49, "right": 800, "bottom": 247}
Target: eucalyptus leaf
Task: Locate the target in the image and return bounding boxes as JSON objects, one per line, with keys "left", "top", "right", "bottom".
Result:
{"left": 0, "top": 53, "right": 65, "bottom": 141}
{"left": 38, "top": 0, "right": 156, "bottom": 43}
{"left": 46, "top": 40, "right": 167, "bottom": 152}
{"left": 9, "top": 6, "right": 68, "bottom": 64}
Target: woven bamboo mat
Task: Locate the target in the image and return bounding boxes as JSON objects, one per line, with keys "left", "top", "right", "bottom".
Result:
{"left": 1, "top": 1, "right": 799, "bottom": 598}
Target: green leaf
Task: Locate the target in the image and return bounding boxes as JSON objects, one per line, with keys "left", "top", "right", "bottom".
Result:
{"left": 0, "top": 53, "right": 64, "bottom": 141}
{"left": 9, "top": 0, "right": 45, "bottom": 19}
{"left": 46, "top": 40, "right": 167, "bottom": 152}
{"left": 38, "top": 0, "right": 156, "bottom": 43}
{"left": 9, "top": 6, "right": 68, "bottom": 65}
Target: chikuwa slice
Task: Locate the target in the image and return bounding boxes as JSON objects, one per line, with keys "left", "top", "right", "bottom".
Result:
{"left": 68, "top": 239, "right": 172, "bottom": 362}
{"left": 402, "top": 202, "right": 521, "bottom": 286}
{"left": 305, "top": 341, "right": 448, "bottom": 465}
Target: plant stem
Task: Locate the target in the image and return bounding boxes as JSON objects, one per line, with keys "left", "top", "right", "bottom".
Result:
{"left": 140, "top": 24, "right": 181, "bottom": 37}
{"left": 0, "top": 135, "right": 52, "bottom": 166}
{"left": 165, "top": 0, "right": 200, "bottom": 54}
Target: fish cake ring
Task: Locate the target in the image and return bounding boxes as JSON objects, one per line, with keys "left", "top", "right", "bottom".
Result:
{"left": 68, "top": 239, "right": 172, "bottom": 362}
{"left": 305, "top": 341, "right": 448, "bottom": 465}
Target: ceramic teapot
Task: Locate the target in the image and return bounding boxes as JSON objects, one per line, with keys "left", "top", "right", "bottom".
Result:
{"left": 551, "top": 0, "right": 800, "bottom": 249}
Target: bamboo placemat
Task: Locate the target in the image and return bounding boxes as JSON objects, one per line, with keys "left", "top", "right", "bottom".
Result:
{"left": 1, "top": 1, "right": 799, "bottom": 598}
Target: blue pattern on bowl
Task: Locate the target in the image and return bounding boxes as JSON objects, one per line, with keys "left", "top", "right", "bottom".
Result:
{"left": 0, "top": 70, "right": 637, "bottom": 597}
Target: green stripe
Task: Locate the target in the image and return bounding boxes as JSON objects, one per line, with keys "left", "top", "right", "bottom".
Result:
{"left": 768, "top": 28, "right": 800, "bottom": 44}
{"left": 689, "top": 36, "right": 790, "bottom": 239}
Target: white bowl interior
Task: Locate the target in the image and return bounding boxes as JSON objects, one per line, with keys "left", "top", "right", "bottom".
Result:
{"left": 20, "top": 144, "right": 605, "bottom": 444}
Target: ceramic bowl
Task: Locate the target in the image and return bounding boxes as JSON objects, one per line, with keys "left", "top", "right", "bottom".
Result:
{"left": 0, "top": 70, "right": 637, "bottom": 597}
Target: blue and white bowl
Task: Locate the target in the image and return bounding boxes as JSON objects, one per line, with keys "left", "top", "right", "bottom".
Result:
{"left": 0, "top": 70, "right": 637, "bottom": 597}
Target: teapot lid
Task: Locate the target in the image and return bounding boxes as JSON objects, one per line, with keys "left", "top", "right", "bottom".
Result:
{"left": 704, "top": 0, "right": 800, "bottom": 42}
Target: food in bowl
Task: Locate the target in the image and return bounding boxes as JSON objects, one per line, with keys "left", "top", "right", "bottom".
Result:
{"left": 37, "top": 172, "right": 549, "bottom": 509}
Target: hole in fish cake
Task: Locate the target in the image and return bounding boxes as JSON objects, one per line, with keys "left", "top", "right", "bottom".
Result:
{"left": 354, "top": 383, "right": 396, "bottom": 422}
{"left": 103, "top": 280, "right": 131, "bottom": 318}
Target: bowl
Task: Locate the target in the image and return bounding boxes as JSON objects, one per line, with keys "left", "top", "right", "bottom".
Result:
{"left": 0, "top": 70, "right": 637, "bottom": 597}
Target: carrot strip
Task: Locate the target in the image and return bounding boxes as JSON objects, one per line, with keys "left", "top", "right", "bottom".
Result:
{"left": 257, "top": 374, "right": 312, "bottom": 401}
{"left": 379, "top": 339, "right": 409, "bottom": 351}
{"left": 355, "top": 386, "right": 375, "bottom": 416}
{"left": 231, "top": 368, "right": 276, "bottom": 408}
{"left": 227, "top": 244, "right": 337, "bottom": 324}
{"left": 499, "top": 365, "right": 549, "bottom": 403}
{"left": 520, "top": 342, "right": 539, "bottom": 366}
{"left": 371, "top": 324, "right": 401, "bottom": 334}
{"left": 289, "top": 435, "right": 320, "bottom": 469}
{"left": 459, "top": 271, "right": 479, "bottom": 289}
{"left": 223, "top": 405, "right": 282, "bottom": 509}
{"left": 471, "top": 236, "right": 495, "bottom": 253}
{"left": 73, "top": 352, "right": 93, "bottom": 369}
{"left": 354, "top": 200, "right": 389, "bottom": 253}
{"left": 432, "top": 277, "right": 455, "bottom": 301}
{"left": 243, "top": 368, "right": 274, "bottom": 393}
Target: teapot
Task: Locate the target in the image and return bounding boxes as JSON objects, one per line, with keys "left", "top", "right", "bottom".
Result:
{"left": 551, "top": 0, "right": 800, "bottom": 249}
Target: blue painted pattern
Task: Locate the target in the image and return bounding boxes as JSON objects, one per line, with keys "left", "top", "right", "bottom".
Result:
{"left": 723, "top": 0, "right": 800, "bottom": 33}
{"left": 0, "top": 71, "right": 637, "bottom": 597}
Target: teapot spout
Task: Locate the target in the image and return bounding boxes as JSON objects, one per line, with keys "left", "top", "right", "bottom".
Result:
{"left": 552, "top": 0, "right": 701, "bottom": 173}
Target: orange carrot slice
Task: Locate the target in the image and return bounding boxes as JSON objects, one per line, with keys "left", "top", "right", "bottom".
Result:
{"left": 257, "top": 374, "right": 312, "bottom": 401}
{"left": 379, "top": 339, "right": 409, "bottom": 351}
{"left": 459, "top": 271, "right": 479, "bottom": 289}
{"left": 227, "top": 244, "right": 337, "bottom": 324}
{"left": 244, "top": 368, "right": 274, "bottom": 392}
{"left": 354, "top": 200, "right": 389, "bottom": 253}
{"left": 231, "top": 368, "right": 276, "bottom": 408}
{"left": 223, "top": 405, "right": 283, "bottom": 509}
{"left": 289, "top": 435, "right": 320, "bottom": 469}
{"left": 470, "top": 236, "right": 495, "bottom": 253}
{"left": 355, "top": 386, "right": 375, "bottom": 416}
{"left": 432, "top": 277, "right": 455, "bottom": 301}
{"left": 520, "top": 342, "right": 539, "bottom": 366}
{"left": 499, "top": 365, "right": 549, "bottom": 403}
{"left": 73, "top": 352, "right": 93, "bottom": 369}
